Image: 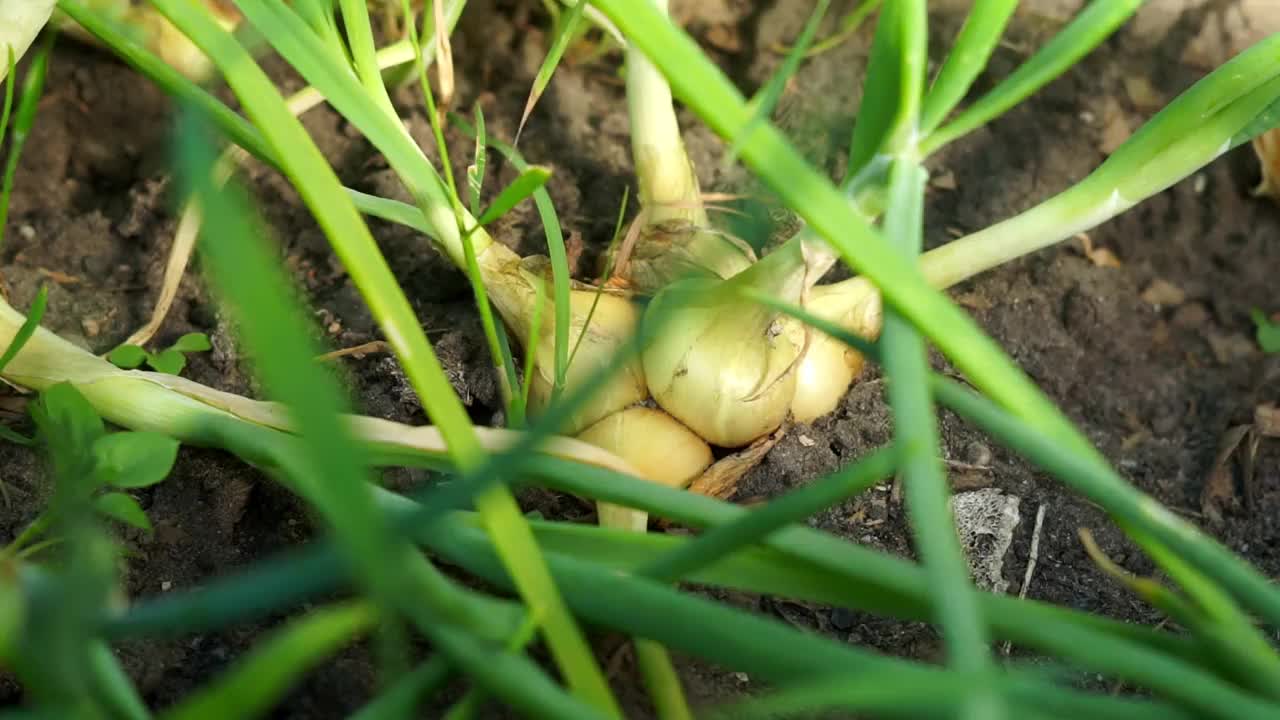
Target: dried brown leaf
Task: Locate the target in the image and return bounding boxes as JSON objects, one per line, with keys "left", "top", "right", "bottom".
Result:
{"left": 1200, "top": 424, "right": 1252, "bottom": 525}
{"left": 687, "top": 426, "right": 786, "bottom": 499}
{"left": 1256, "top": 404, "right": 1280, "bottom": 438}
{"left": 1075, "top": 234, "right": 1122, "bottom": 268}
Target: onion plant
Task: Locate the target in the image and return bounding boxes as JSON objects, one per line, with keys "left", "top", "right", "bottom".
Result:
{"left": 3, "top": 0, "right": 1280, "bottom": 717}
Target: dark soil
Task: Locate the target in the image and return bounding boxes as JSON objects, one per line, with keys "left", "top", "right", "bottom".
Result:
{"left": 3, "top": 0, "right": 1279, "bottom": 717}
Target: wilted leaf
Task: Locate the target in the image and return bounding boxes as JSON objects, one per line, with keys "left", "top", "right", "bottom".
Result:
{"left": 687, "top": 426, "right": 786, "bottom": 500}
{"left": 1076, "top": 234, "right": 1122, "bottom": 268}
{"left": 0, "top": 285, "right": 47, "bottom": 374}
{"left": 1251, "top": 127, "right": 1280, "bottom": 200}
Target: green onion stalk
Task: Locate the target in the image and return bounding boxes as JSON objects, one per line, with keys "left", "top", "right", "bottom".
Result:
{"left": 613, "top": 0, "right": 755, "bottom": 292}
{"left": 789, "top": 49, "right": 1280, "bottom": 422}
{"left": 0, "top": 295, "right": 643, "bottom": 483}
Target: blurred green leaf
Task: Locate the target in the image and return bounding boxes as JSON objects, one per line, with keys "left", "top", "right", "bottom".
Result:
{"left": 161, "top": 602, "right": 375, "bottom": 720}
{"left": 169, "top": 332, "right": 212, "bottom": 353}
{"left": 0, "top": 564, "right": 22, "bottom": 662}
{"left": 31, "top": 383, "right": 105, "bottom": 480}
{"left": 0, "top": 32, "right": 52, "bottom": 252}
{"left": 1252, "top": 309, "right": 1280, "bottom": 353}
{"left": 94, "top": 492, "right": 152, "bottom": 533}
{"left": 106, "top": 345, "right": 148, "bottom": 370}
{"left": 93, "top": 432, "right": 180, "bottom": 489}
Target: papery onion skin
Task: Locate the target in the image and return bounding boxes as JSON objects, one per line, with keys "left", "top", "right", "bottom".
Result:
{"left": 526, "top": 289, "right": 648, "bottom": 436}
{"left": 642, "top": 279, "right": 800, "bottom": 449}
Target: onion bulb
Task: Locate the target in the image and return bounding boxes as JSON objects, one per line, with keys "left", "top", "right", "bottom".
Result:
{"left": 789, "top": 281, "right": 881, "bottom": 423}
{"left": 0, "top": 0, "right": 55, "bottom": 81}
{"left": 575, "top": 407, "right": 712, "bottom": 530}
{"left": 641, "top": 276, "right": 801, "bottom": 448}
{"left": 52, "top": 1, "right": 241, "bottom": 82}
{"left": 480, "top": 248, "right": 648, "bottom": 435}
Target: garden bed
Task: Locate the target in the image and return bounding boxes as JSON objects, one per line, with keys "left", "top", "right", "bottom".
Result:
{"left": 2, "top": 0, "right": 1278, "bottom": 715}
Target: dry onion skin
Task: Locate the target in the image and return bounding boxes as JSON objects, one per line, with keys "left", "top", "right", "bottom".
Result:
{"left": 1252, "top": 126, "right": 1280, "bottom": 201}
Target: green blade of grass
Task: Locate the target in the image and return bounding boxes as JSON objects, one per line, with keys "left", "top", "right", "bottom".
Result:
{"left": 844, "top": 0, "right": 908, "bottom": 180}
{"left": 59, "top": 0, "right": 441, "bottom": 237}
{"left": 109, "top": 464, "right": 1264, "bottom": 718}
{"left": 789, "top": 0, "right": 880, "bottom": 58}
{"left": 640, "top": 445, "right": 896, "bottom": 582}
{"left": 727, "top": 0, "right": 830, "bottom": 167}
{"left": 516, "top": 0, "right": 588, "bottom": 142}
{"left": 861, "top": 0, "right": 1001, "bottom": 710}
{"left": 0, "top": 285, "right": 47, "bottom": 373}
{"left": 589, "top": 0, "right": 1280, "bottom": 632}
{"left": 921, "top": 0, "right": 1142, "bottom": 155}
{"left": 160, "top": 2, "right": 617, "bottom": 710}
{"left": 1, "top": 49, "right": 15, "bottom": 147}
{"left": 175, "top": 120, "right": 604, "bottom": 718}
{"left": 880, "top": 153, "right": 999, "bottom": 716}
{"left": 0, "top": 31, "right": 51, "bottom": 252}
{"left": 477, "top": 165, "right": 552, "bottom": 225}
{"left": 425, "top": 520, "right": 1246, "bottom": 720}
{"left": 160, "top": 602, "right": 376, "bottom": 720}
{"left": 467, "top": 103, "right": 487, "bottom": 216}
{"left": 349, "top": 657, "right": 451, "bottom": 720}
{"left": 918, "top": 0, "right": 1018, "bottom": 136}
{"left": 707, "top": 669, "right": 1188, "bottom": 720}
{"left": 450, "top": 113, "right": 573, "bottom": 395}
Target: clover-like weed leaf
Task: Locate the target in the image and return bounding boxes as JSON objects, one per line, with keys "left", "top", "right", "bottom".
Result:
{"left": 92, "top": 431, "right": 180, "bottom": 489}
{"left": 94, "top": 492, "right": 152, "bottom": 532}
{"left": 107, "top": 344, "right": 149, "bottom": 369}
{"left": 169, "top": 332, "right": 212, "bottom": 353}
{"left": 1252, "top": 309, "right": 1280, "bottom": 354}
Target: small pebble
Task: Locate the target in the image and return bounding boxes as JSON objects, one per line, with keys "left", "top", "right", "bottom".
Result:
{"left": 829, "top": 608, "right": 856, "bottom": 631}
{"left": 964, "top": 441, "right": 992, "bottom": 466}
{"left": 18, "top": 224, "right": 35, "bottom": 240}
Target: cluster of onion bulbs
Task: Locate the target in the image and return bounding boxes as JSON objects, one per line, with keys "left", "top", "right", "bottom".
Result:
{"left": 463, "top": 160, "right": 883, "bottom": 528}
